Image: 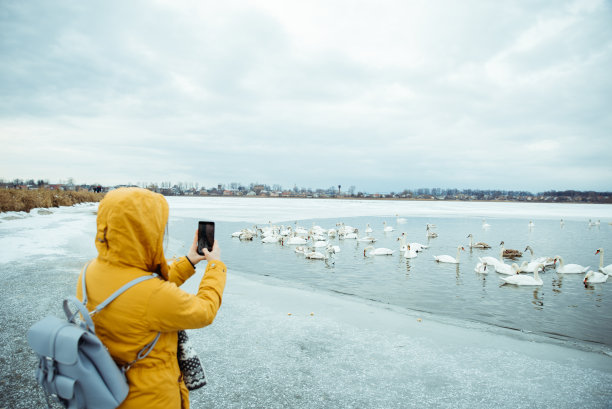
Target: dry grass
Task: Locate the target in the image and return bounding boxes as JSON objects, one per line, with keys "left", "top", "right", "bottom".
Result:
{"left": 0, "top": 189, "right": 105, "bottom": 213}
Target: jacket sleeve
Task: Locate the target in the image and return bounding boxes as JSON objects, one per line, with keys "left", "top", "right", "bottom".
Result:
{"left": 145, "top": 260, "right": 227, "bottom": 331}
{"left": 166, "top": 256, "right": 197, "bottom": 287}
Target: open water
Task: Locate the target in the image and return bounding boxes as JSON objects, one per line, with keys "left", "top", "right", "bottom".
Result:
{"left": 167, "top": 199, "right": 612, "bottom": 354}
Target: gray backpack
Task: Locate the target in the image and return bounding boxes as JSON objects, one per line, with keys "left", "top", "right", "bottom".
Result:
{"left": 27, "top": 264, "right": 161, "bottom": 409}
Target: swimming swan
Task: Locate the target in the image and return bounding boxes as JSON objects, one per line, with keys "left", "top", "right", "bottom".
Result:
{"left": 474, "top": 262, "right": 488, "bottom": 274}
{"left": 364, "top": 246, "right": 395, "bottom": 256}
{"left": 553, "top": 256, "right": 589, "bottom": 274}
{"left": 403, "top": 245, "right": 418, "bottom": 259}
{"left": 480, "top": 247, "right": 505, "bottom": 268}
{"left": 494, "top": 261, "right": 520, "bottom": 275}
{"left": 501, "top": 264, "right": 544, "bottom": 286}
{"left": 286, "top": 235, "right": 308, "bottom": 245}
{"left": 523, "top": 246, "right": 555, "bottom": 268}
{"left": 434, "top": 246, "right": 465, "bottom": 264}
{"left": 467, "top": 234, "right": 490, "bottom": 249}
{"left": 500, "top": 241, "right": 522, "bottom": 258}
{"left": 398, "top": 236, "right": 428, "bottom": 253}
{"left": 583, "top": 270, "right": 608, "bottom": 284}
{"left": 595, "top": 248, "right": 612, "bottom": 275}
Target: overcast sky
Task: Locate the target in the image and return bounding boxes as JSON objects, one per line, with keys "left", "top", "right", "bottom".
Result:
{"left": 1, "top": 0, "right": 611, "bottom": 193}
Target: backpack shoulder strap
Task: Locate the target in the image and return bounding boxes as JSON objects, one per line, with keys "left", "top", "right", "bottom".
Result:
{"left": 80, "top": 262, "right": 159, "bottom": 316}
{"left": 91, "top": 274, "right": 158, "bottom": 315}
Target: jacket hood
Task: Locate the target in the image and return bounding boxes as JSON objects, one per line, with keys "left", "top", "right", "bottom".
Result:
{"left": 95, "top": 187, "right": 170, "bottom": 278}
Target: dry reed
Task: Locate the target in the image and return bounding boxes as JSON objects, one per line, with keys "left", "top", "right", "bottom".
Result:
{"left": 0, "top": 189, "right": 105, "bottom": 213}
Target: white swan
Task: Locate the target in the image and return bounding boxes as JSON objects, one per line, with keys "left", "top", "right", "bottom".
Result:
{"left": 434, "top": 246, "right": 465, "bottom": 264}
{"left": 294, "top": 246, "right": 308, "bottom": 254}
{"left": 295, "top": 227, "right": 308, "bottom": 235}
{"left": 467, "top": 234, "right": 490, "bottom": 249}
{"left": 410, "top": 242, "right": 428, "bottom": 252}
{"left": 398, "top": 235, "right": 428, "bottom": 253}
{"left": 326, "top": 245, "right": 341, "bottom": 254}
{"left": 337, "top": 223, "right": 356, "bottom": 235}
{"left": 262, "top": 235, "right": 282, "bottom": 244}
{"left": 232, "top": 229, "right": 255, "bottom": 240}
{"left": 403, "top": 245, "right": 418, "bottom": 259}
{"left": 239, "top": 231, "right": 255, "bottom": 241}
{"left": 364, "top": 246, "right": 395, "bottom": 256}
{"left": 528, "top": 220, "right": 535, "bottom": 229}
{"left": 523, "top": 246, "right": 555, "bottom": 268}
{"left": 480, "top": 246, "right": 504, "bottom": 268}
{"left": 343, "top": 232, "right": 358, "bottom": 239}
{"left": 357, "top": 235, "right": 377, "bottom": 243}
{"left": 595, "top": 248, "right": 612, "bottom": 275}
{"left": 313, "top": 239, "right": 329, "bottom": 248}
{"left": 493, "top": 261, "right": 520, "bottom": 275}
{"left": 501, "top": 264, "right": 544, "bottom": 286}
{"left": 286, "top": 235, "right": 308, "bottom": 245}
{"left": 383, "top": 221, "right": 395, "bottom": 232}
{"left": 517, "top": 260, "right": 544, "bottom": 273}
{"left": 482, "top": 219, "right": 491, "bottom": 229}
{"left": 584, "top": 270, "right": 608, "bottom": 284}
{"left": 474, "top": 262, "right": 488, "bottom": 274}
{"left": 396, "top": 214, "right": 407, "bottom": 224}
{"left": 305, "top": 250, "right": 328, "bottom": 260}
{"left": 553, "top": 256, "right": 589, "bottom": 274}
{"left": 426, "top": 226, "right": 438, "bottom": 238}
{"left": 365, "top": 224, "right": 373, "bottom": 233}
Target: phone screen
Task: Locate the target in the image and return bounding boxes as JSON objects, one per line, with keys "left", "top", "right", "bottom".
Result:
{"left": 197, "top": 221, "right": 215, "bottom": 255}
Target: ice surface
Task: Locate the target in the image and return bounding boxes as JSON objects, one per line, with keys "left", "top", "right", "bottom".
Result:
{"left": 166, "top": 197, "right": 612, "bottom": 223}
{"left": 0, "top": 203, "right": 98, "bottom": 264}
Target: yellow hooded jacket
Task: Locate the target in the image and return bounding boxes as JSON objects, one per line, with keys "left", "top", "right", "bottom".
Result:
{"left": 76, "top": 188, "right": 226, "bottom": 409}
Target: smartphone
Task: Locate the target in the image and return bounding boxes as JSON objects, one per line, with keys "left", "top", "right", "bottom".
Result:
{"left": 197, "top": 221, "right": 215, "bottom": 255}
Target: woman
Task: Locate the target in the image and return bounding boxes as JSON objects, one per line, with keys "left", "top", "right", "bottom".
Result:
{"left": 76, "top": 187, "right": 226, "bottom": 408}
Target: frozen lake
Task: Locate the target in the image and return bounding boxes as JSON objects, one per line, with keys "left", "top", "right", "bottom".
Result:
{"left": 2, "top": 197, "right": 612, "bottom": 408}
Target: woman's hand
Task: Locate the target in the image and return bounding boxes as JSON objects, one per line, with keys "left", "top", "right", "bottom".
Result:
{"left": 187, "top": 229, "right": 221, "bottom": 265}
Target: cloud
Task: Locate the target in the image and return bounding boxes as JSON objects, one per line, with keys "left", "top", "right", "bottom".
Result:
{"left": 1, "top": 0, "right": 611, "bottom": 192}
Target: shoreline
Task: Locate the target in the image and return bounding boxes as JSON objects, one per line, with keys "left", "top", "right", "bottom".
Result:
{"left": 1, "top": 190, "right": 611, "bottom": 216}
{"left": 217, "top": 268, "right": 612, "bottom": 359}
{"left": 160, "top": 194, "right": 612, "bottom": 205}
{"left": 185, "top": 267, "right": 612, "bottom": 408}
